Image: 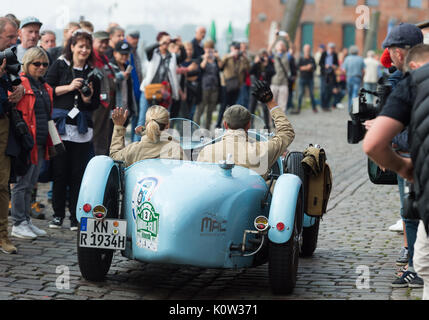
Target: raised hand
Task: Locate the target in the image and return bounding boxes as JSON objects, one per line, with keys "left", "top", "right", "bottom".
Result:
{"left": 252, "top": 80, "right": 273, "bottom": 104}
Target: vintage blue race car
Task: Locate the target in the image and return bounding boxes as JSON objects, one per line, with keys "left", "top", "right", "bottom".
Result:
{"left": 76, "top": 117, "right": 321, "bottom": 294}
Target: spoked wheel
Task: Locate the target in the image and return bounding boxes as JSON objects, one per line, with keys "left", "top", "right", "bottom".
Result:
{"left": 77, "top": 167, "right": 120, "bottom": 281}
{"left": 268, "top": 187, "right": 303, "bottom": 295}
{"left": 300, "top": 218, "right": 320, "bottom": 257}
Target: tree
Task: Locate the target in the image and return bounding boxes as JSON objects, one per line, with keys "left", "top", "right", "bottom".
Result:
{"left": 279, "top": 0, "right": 306, "bottom": 42}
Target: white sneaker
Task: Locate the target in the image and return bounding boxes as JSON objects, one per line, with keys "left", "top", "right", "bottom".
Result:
{"left": 389, "top": 219, "right": 404, "bottom": 233}
{"left": 11, "top": 221, "right": 37, "bottom": 240}
{"left": 336, "top": 103, "right": 345, "bottom": 109}
{"left": 27, "top": 220, "right": 48, "bottom": 237}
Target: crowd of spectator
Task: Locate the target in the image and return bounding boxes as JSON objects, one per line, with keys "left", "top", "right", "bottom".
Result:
{"left": 0, "top": 12, "right": 385, "bottom": 248}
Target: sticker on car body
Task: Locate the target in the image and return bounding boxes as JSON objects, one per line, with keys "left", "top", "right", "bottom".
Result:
{"left": 132, "top": 177, "right": 161, "bottom": 251}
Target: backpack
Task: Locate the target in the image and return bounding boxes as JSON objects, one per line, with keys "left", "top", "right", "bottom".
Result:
{"left": 301, "top": 145, "right": 333, "bottom": 217}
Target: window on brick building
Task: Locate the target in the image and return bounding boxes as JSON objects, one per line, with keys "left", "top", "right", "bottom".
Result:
{"left": 344, "top": 0, "right": 357, "bottom": 6}
{"left": 301, "top": 23, "right": 314, "bottom": 52}
{"left": 365, "top": 0, "right": 379, "bottom": 6}
{"left": 408, "top": 0, "right": 422, "bottom": 8}
{"left": 342, "top": 24, "right": 356, "bottom": 50}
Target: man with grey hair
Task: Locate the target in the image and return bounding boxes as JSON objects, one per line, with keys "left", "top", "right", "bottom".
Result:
{"left": 16, "top": 16, "right": 42, "bottom": 63}
{"left": 197, "top": 81, "right": 295, "bottom": 179}
{"left": 363, "top": 50, "right": 381, "bottom": 104}
{"left": 342, "top": 45, "right": 365, "bottom": 112}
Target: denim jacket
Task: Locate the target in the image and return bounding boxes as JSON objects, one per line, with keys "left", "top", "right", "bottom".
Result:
{"left": 52, "top": 108, "right": 92, "bottom": 135}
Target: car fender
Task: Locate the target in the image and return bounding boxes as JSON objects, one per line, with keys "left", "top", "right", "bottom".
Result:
{"left": 268, "top": 173, "right": 302, "bottom": 244}
{"left": 76, "top": 156, "right": 118, "bottom": 222}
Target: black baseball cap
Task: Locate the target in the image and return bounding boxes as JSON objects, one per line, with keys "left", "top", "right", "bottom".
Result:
{"left": 382, "top": 23, "right": 423, "bottom": 49}
{"left": 114, "top": 41, "right": 131, "bottom": 54}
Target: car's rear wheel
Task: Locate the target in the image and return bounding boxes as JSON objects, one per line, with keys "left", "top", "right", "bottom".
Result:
{"left": 77, "top": 167, "right": 120, "bottom": 282}
{"left": 285, "top": 151, "right": 305, "bottom": 232}
{"left": 268, "top": 187, "right": 302, "bottom": 295}
{"left": 300, "top": 218, "right": 320, "bottom": 257}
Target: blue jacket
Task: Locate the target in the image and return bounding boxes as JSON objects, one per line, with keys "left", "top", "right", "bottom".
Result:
{"left": 52, "top": 108, "right": 92, "bottom": 135}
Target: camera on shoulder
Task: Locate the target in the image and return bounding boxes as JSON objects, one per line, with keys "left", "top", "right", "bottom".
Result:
{"left": 347, "top": 72, "right": 393, "bottom": 144}
{"left": 0, "top": 47, "right": 21, "bottom": 87}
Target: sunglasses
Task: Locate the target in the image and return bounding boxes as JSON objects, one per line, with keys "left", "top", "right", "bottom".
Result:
{"left": 32, "top": 62, "right": 49, "bottom": 68}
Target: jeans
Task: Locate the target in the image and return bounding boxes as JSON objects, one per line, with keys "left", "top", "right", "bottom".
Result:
{"left": 137, "top": 94, "right": 150, "bottom": 128}
{"left": 321, "top": 79, "right": 335, "bottom": 110}
{"left": 298, "top": 77, "right": 316, "bottom": 111}
{"left": 236, "top": 84, "right": 250, "bottom": 109}
{"left": 216, "top": 88, "right": 240, "bottom": 128}
{"left": 333, "top": 87, "right": 346, "bottom": 106}
{"left": 11, "top": 146, "right": 44, "bottom": 226}
{"left": 398, "top": 174, "right": 419, "bottom": 268}
{"left": 347, "top": 76, "right": 362, "bottom": 113}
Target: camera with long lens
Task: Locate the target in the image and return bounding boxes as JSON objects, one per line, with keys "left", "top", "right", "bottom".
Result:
{"left": 0, "top": 47, "right": 22, "bottom": 87}
{"left": 347, "top": 73, "right": 392, "bottom": 144}
{"left": 81, "top": 68, "right": 103, "bottom": 97}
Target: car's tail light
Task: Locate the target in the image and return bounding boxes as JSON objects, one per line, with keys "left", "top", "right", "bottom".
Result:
{"left": 93, "top": 205, "right": 107, "bottom": 220}
{"left": 83, "top": 204, "right": 92, "bottom": 213}
{"left": 254, "top": 216, "right": 269, "bottom": 232}
{"left": 276, "top": 222, "right": 285, "bottom": 232}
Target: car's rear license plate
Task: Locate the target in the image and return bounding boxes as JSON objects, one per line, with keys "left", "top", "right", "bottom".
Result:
{"left": 79, "top": 218, "right": 127, "bottom": 250}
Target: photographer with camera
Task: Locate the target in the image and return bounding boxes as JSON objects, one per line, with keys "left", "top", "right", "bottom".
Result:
{"left": 0, "top": 17, "right": 23, "bottom": 254}
{"left": 363, "top": 23, "right": 424, "bottom": 290}
{"left": 248, "top": 49, "right": 275, "bottom": 129}
{"left": 45, "top": 30, "right": 100, "bottom": 231}
{"left": 215, "top": 42, "right": 250, "bottom": 129}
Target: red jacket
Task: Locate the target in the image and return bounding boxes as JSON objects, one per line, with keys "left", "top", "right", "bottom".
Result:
{"left": 15, "top": 75, "right": 54, "bottom": 165}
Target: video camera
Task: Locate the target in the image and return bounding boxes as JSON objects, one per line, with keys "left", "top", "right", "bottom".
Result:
{"left": 0, "top": 47, "right": 22, "bottom": 87}
{"left": 347, "top": 73, "right": 393, "bottom": 144}
{"left": 81, "top": 68, "right": 103, "bottom": 97}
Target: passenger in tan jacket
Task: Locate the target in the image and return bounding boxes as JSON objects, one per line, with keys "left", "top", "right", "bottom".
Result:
{"left": 110, "top": 105, "right": 186, "bottom": 167}
{"left": 197, "top": 81, "right": 295, "bottom": 178}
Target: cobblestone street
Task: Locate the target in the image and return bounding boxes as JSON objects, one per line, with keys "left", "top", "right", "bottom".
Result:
{"left": 0, "top": 106, "right": 422, "bottom": 300}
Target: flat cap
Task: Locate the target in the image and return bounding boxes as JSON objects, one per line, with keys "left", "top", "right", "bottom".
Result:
{"left": 223, "top": 105, "right": 251, "bottom": 130}
{"left": 20, "top": 16, "right": 42, "bottom": 29}
{"left": 93, "top": 31, "right": 110, "bottom": 40}
{"left": 382, "top": 23, "right": 423, "bottom": 49}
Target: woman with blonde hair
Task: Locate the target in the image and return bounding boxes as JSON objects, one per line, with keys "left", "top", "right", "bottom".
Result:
{"left": 10, "top": 47, "right": 53, "bottom": 240}
{"left": 110, "top": 106, "right": 186, "bottom": 167}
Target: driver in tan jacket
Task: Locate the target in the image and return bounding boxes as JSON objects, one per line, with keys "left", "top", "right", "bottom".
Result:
{"left": 110, "top": 105, "right": 187, "bottom": 167}
{"left": 197, "top": 81, "right": 295, "bottom": 178}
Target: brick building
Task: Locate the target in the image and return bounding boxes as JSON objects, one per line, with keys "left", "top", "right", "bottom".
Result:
{"left": 249, "top": 0, "right": 428, "bottom": 54}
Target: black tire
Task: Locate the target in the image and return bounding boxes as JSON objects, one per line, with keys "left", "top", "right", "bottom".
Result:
{"left": 285, "top": 152, "right": 305, "bottom": 232}
{"left": 77, "top": 167, "right": 120, "bottom": 282}
{"left": 268, "top": 187, "right": 303, "bottom": 295}
{"left": 300, "top": 218, "right": 320, "bottom": 257}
